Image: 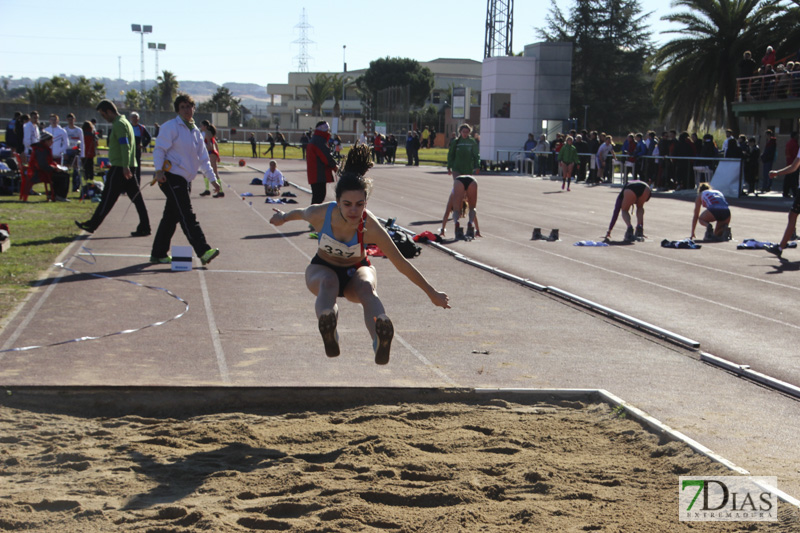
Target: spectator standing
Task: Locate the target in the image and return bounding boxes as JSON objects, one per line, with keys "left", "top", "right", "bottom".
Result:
{"left": 421, "top": 126, "right": 430, "bottom": 149}
{"left": 574, "top": 133, "right": 590, "bottom": 182}
{"left": 406, "top": 131, "right": 420, "bottom": 166}
{"left": 14, "top": 114, "right": 27, "bottom": 154}
{"left": 5, "top": 112, "right": 20, "bottom": 153}
{"left": 739, "top": 51, "right": 757, "bottom": 100}
{"left": 63, "top": 113, "right": 85, "bottom": 192}
{"left": 385, "top": 134, "right": 398, "bottom": 164}
{"left": 300, "top": 131, "right": 310, "bottom": 159}
{"left": 534, "top": 134, "right": 550, "bottom": 177}
{"left": 129, "top": 112, "right": 151, "bottom": 184}
{"left": 81, "top": 120, "right": 97, "bottom": 186}
{"left": 762, "top": 46, "right": 776, "bottom": 68}
{"left": 744, "top": 137, "right": 760, "bottom": 195}
{"left": 23, "top": 111, "right": 40, "bottom": 158}
{"left": 249, "top": 133, "right": 258, "bottom": 158}
{"left": 306, "top": 121, "right": 338, "bottom": 204}
{"left": 596, "top": 135, "right": 617, "bottom": 183}
{"left": 44, "top": 114, "right": 69, "bottom": 167}
{"left": 522, "top": 133, "right": 536, "bottom": 173}
{"left": 558, "top": 135, "right": 579, "bottom": 191}
{"left": 75, "top": 99, "right": 150, "bottom": 237}
{"left": 149, "top": 94, "right": 220, "bottom": 265}
{"left": 761, "top": 129, "right": 777, "bottom": 192}
{"left": 784, "top": 131, "right": 799, "bottom": 198}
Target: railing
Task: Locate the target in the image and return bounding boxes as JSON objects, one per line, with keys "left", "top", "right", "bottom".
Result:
{"left": 735, "top": 74, "right": 800, "bottom": 102}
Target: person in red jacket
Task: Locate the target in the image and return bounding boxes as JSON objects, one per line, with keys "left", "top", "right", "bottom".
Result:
{"left": 28, "top": 131, "right": 70, "bottom": 200}
{"left": 306, "top": 121, "right": 338, "bottom": 204}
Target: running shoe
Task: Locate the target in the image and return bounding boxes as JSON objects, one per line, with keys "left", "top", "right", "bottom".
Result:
{"left": 318, "top": 312, "right": 340, "bottom": 357}
{"left": 455, "top": 224, "right": 464, "bottom": 240}
{"left": 765, "top": 244, "right": 782, "bottom": 258}
{"left": 200, "top": 248, "right": 220, "bottom": 265}
{"left": 130, "top": 229, "right": 151, "bottom": 237}
{"left": 704, "top": 223, "right": 714, "bottom": 241}
{"left": 213, "top": 191, "right": 225, "bottom": 198}
{"left": 466, "top": 224, "right": 475, "bottom": 240}
{"left": 75, "top": 220, "right": 95, "bottom": 233}
{"left": 623, "top": 226, "right": 635, "bottom": 242}
{"left": 373, "top": 315, "right": 394, "bottom": 365}
{"left": 149, "top": 255, "right": 172, "bottom": 264}
{"left": 199, "top": 190, "right": 211, "bottom": 196}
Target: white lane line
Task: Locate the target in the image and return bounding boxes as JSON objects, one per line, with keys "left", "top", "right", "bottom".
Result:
{"left": 77, "top": 253, "right": 150, "bottom": 258}
{"left": 0, "top": 239, "right": 82, "bottom": 357}
{"left": 210, "top": 269, "right": 305, "bottom": 275}
{"left": 232, "top": 182, "right": 460, "bottom": 385}
{"left": 487, "top": 233, "right": 800, "bottom": 331}
{"left": 395, "top": 333, "right": 460, "bottom": 387}
{"left": 197, "top": 268, "right": 230, "bottom": 383}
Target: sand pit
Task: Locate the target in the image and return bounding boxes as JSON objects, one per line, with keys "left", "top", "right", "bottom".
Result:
{"left": 0, "top": 388, "right": 797, "bottom": 532}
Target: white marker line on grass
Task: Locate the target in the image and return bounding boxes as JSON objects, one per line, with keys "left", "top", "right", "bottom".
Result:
{"left": 197, "top": 268, "right": 230, "bottom": 383}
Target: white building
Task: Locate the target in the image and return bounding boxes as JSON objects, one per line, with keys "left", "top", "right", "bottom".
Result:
{"left": 479, "top": 42, "right": 573, "bottom": 162}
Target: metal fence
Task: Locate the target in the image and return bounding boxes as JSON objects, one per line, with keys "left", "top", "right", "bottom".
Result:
{"left": 374, "top": 85, "right": 410, "bottom": 135}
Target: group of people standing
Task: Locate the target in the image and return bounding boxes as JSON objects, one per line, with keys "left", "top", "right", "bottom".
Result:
{"left": 5, "top": 110, "right": 100, "bottom": 200}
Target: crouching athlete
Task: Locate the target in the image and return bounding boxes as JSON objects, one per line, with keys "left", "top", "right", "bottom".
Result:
{"left": 270, "top": 144, "right": 450, "bottom": 364}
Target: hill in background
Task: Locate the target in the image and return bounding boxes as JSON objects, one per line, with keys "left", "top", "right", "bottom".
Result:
{"left": 3, "top": 76, "right": 271, "bottom": 112}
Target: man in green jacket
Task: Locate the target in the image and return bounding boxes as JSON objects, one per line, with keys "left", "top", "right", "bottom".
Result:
{"left": 447, "top": 123, "right": 480, "bottom": 179}
{"left": 76, "top": 99, "right": 150, "bottom": 236}
{"left": 558, "top": 135, "right": 580, "bottom": 191}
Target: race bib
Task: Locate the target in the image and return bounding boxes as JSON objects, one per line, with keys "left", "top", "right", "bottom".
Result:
{"left": 318, "top": 232, "right": 361, "bottom": 259}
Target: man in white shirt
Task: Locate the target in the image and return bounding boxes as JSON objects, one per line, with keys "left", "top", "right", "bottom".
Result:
{"left": 23, "top": 110, "right": 40, "bottom": 158}
{"left": 150, "top": 94, "right": 220, "bottom": 265}
{"left": 262, "top": 160, "right": 285, "bottom": 198}
{"left": 44, "top": 114, "right": 69, "bottom": 163}
{"left": 64, "top": 113, "right": 85, "bottom": 192}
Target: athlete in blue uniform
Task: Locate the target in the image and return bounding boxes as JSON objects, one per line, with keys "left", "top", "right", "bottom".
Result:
{"left": 691, "top": 183, "right": 731, "bottom": 241}
{"left": 270, "top": 145, "right": 450, "bottom": 364}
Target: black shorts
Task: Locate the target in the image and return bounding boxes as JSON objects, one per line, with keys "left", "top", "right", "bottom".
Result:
{"left": 708, "top": 207, "right": 731, "bottom": 221}
{"left": 310, "top": 253, "right": 371, "bottom": 297}
{"left": 455, "top": 176, "right": 476, "bottom": 189}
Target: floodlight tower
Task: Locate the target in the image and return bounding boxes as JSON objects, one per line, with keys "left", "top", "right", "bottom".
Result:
{"left": 484, "top": 0, "right": 513, "bottom": 58}
{"left": 131, "top": 24, "right": 152, "bottom": 93}
{"left": 293, "top": 8, "right": 313, "bottom": 72}
{"left": 148, "top": 42, "right": 166, "bottom": 79}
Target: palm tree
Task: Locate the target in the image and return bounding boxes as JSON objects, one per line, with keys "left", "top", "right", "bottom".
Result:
{"left": 330, "top": 75, "right": 353, "bottom": 118}
{"left": 156, "top": 70, "right": 179, "bottom": 111}
{"left": 650, "top": 0, "right": 783, "bottom": 133}
{"left": 305, "top": 73, "right": 333, "bottom": 116}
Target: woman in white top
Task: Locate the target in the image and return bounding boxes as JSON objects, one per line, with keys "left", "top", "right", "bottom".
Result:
{"left": 262, "top": 160, "right": 284, "bottom": 197}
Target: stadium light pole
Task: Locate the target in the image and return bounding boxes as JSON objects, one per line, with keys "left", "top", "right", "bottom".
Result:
{"left": 131, "top": 24, "right": 152, "bottom": 94}
{"left": 148, "top": 42, "right": 166, "bottom": 80}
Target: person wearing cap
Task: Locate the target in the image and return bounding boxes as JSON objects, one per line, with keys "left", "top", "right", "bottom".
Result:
{"left": 306, "top": 121, "right": 338, "bottom": 204}
{"left": 28, "top": 130, "right": 70, "bottom": 201}
{"left": 75, "top": 99, "right": 151, "bottom": 237}
{"left": 148, "top": 94, "right": 220, "bottom": 266}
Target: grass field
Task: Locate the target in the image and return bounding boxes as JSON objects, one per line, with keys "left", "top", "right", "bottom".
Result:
{"left": 0, "top": 193, "right": 95, "bottom": 323}
{"left": 219, "top": 141, "right": 449, "bottom": 166}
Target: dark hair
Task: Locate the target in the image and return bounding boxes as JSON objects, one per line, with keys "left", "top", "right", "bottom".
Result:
{"left": 81, "top": 121, "right": 93, "bottom": 135}
{"left": 201, "top": 119, "right": 210, "bottom": 127}
{"left": 335, "top": 144, "right": 374, "bottom": 200}
{"left": 173, "top": 94, "right": 195, "bottom": 112}
{"left": 207, "top": 124, "right": 217, "bottom": 136}
{"left": 96, "top": 99, "right": 118, "bottom": 114}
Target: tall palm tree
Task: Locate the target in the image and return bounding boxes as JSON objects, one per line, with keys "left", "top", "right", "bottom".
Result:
{"left": 650, "top": 0, "right": 783, "bottom": 133}
{"left": 305, "top": 73, "right": 333, "bottom": 116}
{"left": 330, "top": 75, "right": 353, "bottom": 118}
{"left": 156, "top": 70, "right": 179, "bottom": 111}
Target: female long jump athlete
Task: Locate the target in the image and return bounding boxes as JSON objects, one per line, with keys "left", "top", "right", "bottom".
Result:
{"left": 269, "top": 144, "right": 450, "bottom": 364}
{"left": 691, "top": 182, "right": 731, "bottom": 241}
{"left": 604, "top": 179, "right": 652, "bottom": 242}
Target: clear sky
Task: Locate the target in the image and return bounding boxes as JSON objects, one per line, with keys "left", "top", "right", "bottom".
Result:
{"left": 1, "top": 0, "right": 678, "bottom": 87}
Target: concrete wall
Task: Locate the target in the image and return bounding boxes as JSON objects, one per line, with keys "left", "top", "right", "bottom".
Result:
{"left": 479, "top": 42, "right": 572, "bottom": 161}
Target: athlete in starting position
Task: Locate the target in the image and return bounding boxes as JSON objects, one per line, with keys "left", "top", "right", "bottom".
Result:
{"left": 691, "top": 182, "right": 731, "bottom": 241}
{"left": 270, "top": 144, "right": 450, "bottom": 364}
{"left": 604, "top": 180, "right": 651, "bottom": 242}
